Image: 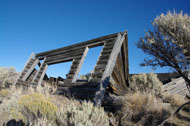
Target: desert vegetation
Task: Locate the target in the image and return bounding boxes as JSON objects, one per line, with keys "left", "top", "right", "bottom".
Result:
{"left": 0, "top": 79, "right": 109, "bottom": 126}
{"left": 136, "top": 11, "right": 190, "bottom": 92}
{"left": 0, "top": 67, "right": 189, "bottom": 126}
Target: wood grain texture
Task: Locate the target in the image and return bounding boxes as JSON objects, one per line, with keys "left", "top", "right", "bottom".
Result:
{"left": 16, "top": 31, "right": 129, "bottom": 104}
{"left": 36, "top": 33, "right": 119, "bottom": 57}
{"left": 94, "top": 32, "right": 127, "bottom": 106}
{"left": 22, "top": 58, "right": 40, "bottom": 81}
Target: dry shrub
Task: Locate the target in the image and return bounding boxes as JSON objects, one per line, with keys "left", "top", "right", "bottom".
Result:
{"left": 16, "top": 93, "right": 58, "bottom": 121}
{"left": 0, "top": 89, "right": 10, "bottom": 98}
{"left": 129, "top": 73, "right": 162, "bottom": 97}
{"left": 0, "top": 86, "right": 22, "bottom": 125}
{"left": 0, "top": 67, "right": 19, "bottom": 88}
{"left": 118, "top": 91, "right": 171, "bottom": 126}
{"left": 0, "top": 85, "right": 109, "bottom": 126}
{"left": 56, "top": 100, "right": 109, "bottom": 126}
{"left": 162, "top": 92, "right": 187, "bottom": 107}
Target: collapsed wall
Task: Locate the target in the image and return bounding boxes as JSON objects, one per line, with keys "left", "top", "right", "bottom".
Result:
{"left": 15, "top": 31, "right": 129, "bottom": 105}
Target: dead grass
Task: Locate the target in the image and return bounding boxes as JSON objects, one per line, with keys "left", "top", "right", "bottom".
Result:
{"left": 162, "top": 92, "right": 187, "bottom": 107}
{"left": 117, "top": 91, "right": 172, "bottom": 126}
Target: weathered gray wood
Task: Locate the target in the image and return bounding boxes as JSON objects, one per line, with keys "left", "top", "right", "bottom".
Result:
{"left": 110, "top": 55, "right": 128, "bottom": 95}
{"left": 70, "top": 58, "right": 82, "bottom": 69}
{"left": 32, "top": 57, "right": 47, "bottom": 83}
{"left": 22, "top": 58, "right": 40, "bottom": 81}
{"left": 18, "top": 53, "right": 35, "bottom": 79}
{"left": 16, "top": 31, "right": 129, "bottom": 105}
{"left": 15, "top": 53, "right": 36, "bottom": 85}
{"left": 112, "top": 64, "right": 123, "bottom": 86}
{"left": 68, "top": 68, "right": 77, "bottom": 74}
{"left": 72, "top": 47, "right": 89, "bottom": 82}
{"left": 94, "top": 64, "right": 106, "bottom": 70}
{"left": 91, "top": 72, "right": 103, "bottom": 78}
{"left": 38, "top": 64, "right": 48, "bottom": 86}
{"left": 94, "top": 32, "right": 127, "bottom": 106}
{"left": 103, "top": 45, "right": 114, "bottom": 50}
{"left": 97, "top": 59, "right": 108, "bottom": 64}
{"left": 112, "top": 69, "right": 120, "bottom": 85}
{"left": 105, "top": 41, "right": 114, "bottom": 46}
{"left": 45, "top": 51, "right": 84, "bottom": 62}
{"left": 64, "top": 59, "right": 81, "bottom": 81}
{"left": 116, "top": 54, "right": 126, "bottom": 86}
{"left": 121, "top": 32, "right": 129, "bottom": 86}
{"left": 103, "top": 32, "right": 126, "bottom": 80}
{"left": 36, "top": 33, "right": 119, "bottom": 57}
{"left": 101, "top": 49, "right": 112, "bottom": 54}
{"left": 45, "top": 47, "right": 85, "bottom": 58}
{"left": 99, "top": 53, "right": 111, "bottom": 58}
{"left": 22, "top": 53, "right": 35, "bottom": 71}
{"left": 45, "top": 56, "right": 81, "bottom": 65}
{"left": 38, "top": 41, "right": 105, "bottom": 60}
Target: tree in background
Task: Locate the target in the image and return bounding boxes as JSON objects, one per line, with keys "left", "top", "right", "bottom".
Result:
{"left": 136, "top": 11, "right": 190, "bottom": 93}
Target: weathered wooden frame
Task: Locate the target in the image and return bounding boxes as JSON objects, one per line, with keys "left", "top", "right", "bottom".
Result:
{"left": 15, "top": 31, "right": 129, "bottom": 105}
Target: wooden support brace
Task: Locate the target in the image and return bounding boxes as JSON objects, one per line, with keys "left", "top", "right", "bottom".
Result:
{"left": 32, "top": 57, "right": 47, "bottom": 83}
{"left": 72, "top": 47, "right": 89, "bottom": 82}
{"left": 38, "top": 64, "right": 48, "bottom": 86}
{"left": 22, "top": 58, "right": 40, "bottom": 81}
{"left": 94, "top": 32, "right": 127, "bottom": 106}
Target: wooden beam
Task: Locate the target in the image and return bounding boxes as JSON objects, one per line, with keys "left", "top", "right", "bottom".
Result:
{"left": 32, "top": 57, "right": 46, "bottom": 83}
{"left": 112, "top": 56, "right": 124, "bottom": 86}
{"left": 116, "top": 53, "right": 126, "bottom": 86}
{"left": 38, "top": 62, "right": 48, "bottom": 80}
{"left": 38, "top": 64, "right": 48, "bottom": 86}
{"left": 45, "top": 56, "right": 80, "bottom": 65}
{"left": 94, "top": 31, "right": 127, "bottom": 106}
{"left": 36, "top": 33, "right": 120, "bottom": 57}
{"left": 22, "top": 58, "right": 40, "bottom": 81}
{"left": 72, "top": 47, "right": 89, "bottom": 82}
{"left": 38, "top": 47, "right": 86, "bottom": 60}
{"left": 23, "top": 52, "right": 35, "bottom": 70}
{"left": 45, "top": 50, "right": 84, "bottom": 62}
{"left": 121, "top": 31, "right": 129, "bottom": 86}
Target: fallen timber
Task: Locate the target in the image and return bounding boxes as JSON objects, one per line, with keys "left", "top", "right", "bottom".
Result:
{"left": 15, "top": 31, "right": 129, "bottom": 106}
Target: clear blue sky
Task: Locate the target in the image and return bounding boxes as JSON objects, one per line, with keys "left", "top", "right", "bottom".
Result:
{"left": 0, "top": 0, "right": 190, "bottom": 77}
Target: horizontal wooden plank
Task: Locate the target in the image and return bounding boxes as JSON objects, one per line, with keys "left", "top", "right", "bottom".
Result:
{"left": 38, "top": 47, "right": 86, "bottom": 60}
{"left": 94, "top": 64, "right": 106, "bottom": 70}
{"left": 97, "top": 59, "right": 108, "bottom": 64}
{"left": 105, "top": 41, "right": 114, "bottom": 46}
{"left": 45, "top": 56, "right": 81, "bottom": 65}
{"left": 45, "top": 51, "right": 84, "bottom": 63}
{"left": 91, "top": 72, "right": 103, "bottom": 78}
{"left": 99, "top": 54, "right": 110, "bottom": 60}
{"left": 36, "top": 33, "right": 120, "bottom": 57}
{"left": 101, "top": 49, "right": 112, "bottom": 54}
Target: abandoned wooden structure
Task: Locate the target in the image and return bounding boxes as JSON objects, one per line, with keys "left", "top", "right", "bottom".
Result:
{"left": 15, "top": 31, "right": 129, "bottom": 105}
